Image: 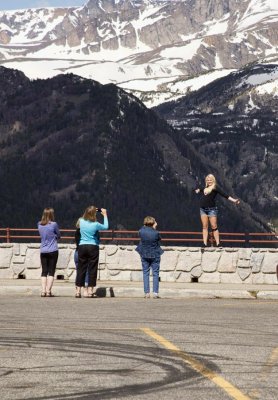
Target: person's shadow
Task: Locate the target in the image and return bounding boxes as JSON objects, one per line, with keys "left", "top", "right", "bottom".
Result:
{"left": 95, "top": 287, "right": 115, "bottom": 297}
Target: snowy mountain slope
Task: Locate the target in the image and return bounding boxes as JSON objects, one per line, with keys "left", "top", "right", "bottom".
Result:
{"left": 0, "top": 0, "right": 278, "bottom": 106}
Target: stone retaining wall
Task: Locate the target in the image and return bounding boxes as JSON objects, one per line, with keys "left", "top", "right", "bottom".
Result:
{"left": 0, "top": 243, "right": 277, "bottom": 284}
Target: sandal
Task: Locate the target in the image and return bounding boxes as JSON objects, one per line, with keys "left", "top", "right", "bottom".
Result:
{"left": 75, "top": 293, "right": 81, "bottom": 298}
{"left": 46, "top": 292, "right": 54, "bottom": 297}
{"left": 85, "top": 292, "right": 97, "bottom": 298}
{"left": 41, "top": 292, "right": 46, "bottom": 297}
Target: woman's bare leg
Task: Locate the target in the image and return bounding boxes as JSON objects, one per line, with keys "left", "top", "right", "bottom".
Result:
{"left": 209, "top": 216, "right": 220, "bottom": 246}
{"left": 201, "top": 214, "right": 209, "bottom": 246}
{"left": 41, "top": 276, "right": 47, "bottom": 294}
{"left": 46, "top": 276, "right": 54, "bottom": 294}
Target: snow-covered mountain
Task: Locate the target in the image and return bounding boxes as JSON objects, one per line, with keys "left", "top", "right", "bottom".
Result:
{"left": 0, "top": 0, "right": 278, "bottom": 106}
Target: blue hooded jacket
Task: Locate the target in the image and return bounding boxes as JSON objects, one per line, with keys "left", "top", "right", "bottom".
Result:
{"left": 135, "top": 226, "right": 164, "bottom": 259}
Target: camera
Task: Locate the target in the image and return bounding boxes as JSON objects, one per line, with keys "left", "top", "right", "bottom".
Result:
{"left": 97, "top": 208, "right": 102, "bottom": 212}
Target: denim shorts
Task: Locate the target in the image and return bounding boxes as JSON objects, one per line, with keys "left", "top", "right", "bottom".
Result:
{"left": 200, "top": 207, "right": 218, "bottom": 217}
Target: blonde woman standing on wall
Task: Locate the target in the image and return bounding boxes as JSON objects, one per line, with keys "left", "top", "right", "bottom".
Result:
{"left": 38, "top": 208, "right": 60, "bottom": 297}
{"left": 195, "top": 174, "right": 240, "bottom": 247}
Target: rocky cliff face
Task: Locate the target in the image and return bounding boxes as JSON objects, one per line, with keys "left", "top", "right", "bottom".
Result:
{"left": 0, "top": 0, "right": 277, "bottom": 106}
{"left": 155, "top": 63, "right": 278, "bottom": 231}
{"left": 0, "top": 66, "right": 269, "bottom": 233}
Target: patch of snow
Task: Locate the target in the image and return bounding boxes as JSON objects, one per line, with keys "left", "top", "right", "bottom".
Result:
{"left": 203, "top": 15, "right": 229, "bottom": 35}
{"left": 191, "top": 127, "right": 210, "bottom": 133}
{"left": 160, "top": 39, "right": 202, "bottom": 60}
{"left": 236, "top": 0, "right": 278, "bottom": 31}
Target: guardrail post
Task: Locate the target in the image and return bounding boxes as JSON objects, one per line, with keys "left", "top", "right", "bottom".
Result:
{"left": 6, "top": 227, "right": 10, "bottom": 243}
{"left": 245, "top": 232, "right": 250, "bottom": 248}
{"left": 209, "top": 231, "right": 214, "bottom": 247}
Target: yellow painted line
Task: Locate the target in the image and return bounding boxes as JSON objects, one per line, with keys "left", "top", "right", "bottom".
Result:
{"left": 260, "top": 346, "right": 278, "bottom": 381}
{"left": 248, "top": 347, "right": 278, "bottom": 399}
{"left": 141, "top": 327, "right": 251, "bottom": 400}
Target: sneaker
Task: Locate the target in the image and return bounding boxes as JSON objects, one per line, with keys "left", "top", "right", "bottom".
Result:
{"left": 144, "top": 293, "right": 150, "bottom": 298}
{"left": 153, "top": 293, "right": 160, "bottom": 299}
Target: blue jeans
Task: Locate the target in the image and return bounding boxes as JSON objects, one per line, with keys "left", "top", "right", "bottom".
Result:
{"left": 74, "top": 250, "right": 89, "bottom": 287}
{"left": 200, "top": 207, "right": 218, "bottom": 217}
{"left": 141, "top": 256, "right": 160, "bottom": 294}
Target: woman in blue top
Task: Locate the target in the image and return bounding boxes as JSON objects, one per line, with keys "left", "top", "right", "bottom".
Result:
{"left": 75, "top": 206, "right": 108, "bottom": 298}
{"left": 136, "top": 216, "right": 164, "bottom": 299}
{"left": 38, "top": 208, "right": 60, "bottom": 297}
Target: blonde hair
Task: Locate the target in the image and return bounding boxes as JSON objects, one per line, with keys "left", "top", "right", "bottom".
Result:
{"left": 143, "top": 216, "right": 156, "bottom": 227}
{"left": 40, "top": 208, "right": 55, "bottom": 226}
{"left": 76, "top": 218, "right": 81, "bottom": 228}
{"left": 204, "top": 174, "right": 216, "bottom": 195}
{"left": 83, "top": 206, "right": 97, "bottom": 222}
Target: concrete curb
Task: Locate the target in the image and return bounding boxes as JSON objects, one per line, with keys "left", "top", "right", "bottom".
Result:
{"left": 0, "top": 283, "right": 277, "bottom": 299}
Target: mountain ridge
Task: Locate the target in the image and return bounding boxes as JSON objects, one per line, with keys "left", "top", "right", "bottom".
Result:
{"left": 0, "top": 0, "right": 278, "bottom": 106}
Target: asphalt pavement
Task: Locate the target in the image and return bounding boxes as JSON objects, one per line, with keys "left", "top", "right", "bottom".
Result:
{"left": 0, "top": 296, "right": 277, "bottom": 400}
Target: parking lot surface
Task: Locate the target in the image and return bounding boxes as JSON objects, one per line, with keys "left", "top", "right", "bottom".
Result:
{"left": 0, "top": 296, "right": 277, "bottom": 400}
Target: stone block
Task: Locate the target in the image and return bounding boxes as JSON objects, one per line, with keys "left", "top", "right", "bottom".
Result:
{"left": 176, "top": 250, "right": 201, "bottom": 272}
{"left": 107, "top": 271, "right": 131, "bottom": 280}
{"left": 190, "top": 265, "right": 202, "bottom": 278}
{"left": 238, "top": 249, "right": 252, "bottom": 260}
{"left": 99, "top": 249, "right": 106, "bottom": 264}
{"left": 12, "top": 264, "right": 25, "bottom": 277}
{"left": 13, "top": 243, "right": 20, "bottom": 256}
{"left": 0, "top": 247, "right": 13, "bottom": 269}
{"left": 25, "top": 268, "right": 41, "bottom": 279}
{"left": 19, "top": 244, "right": 28, "bottom": 256}
{"left": 237, "top": 259, "right": 250, "bottom": 268}
{"left": 220, "top": 272, "right": 242, "bottom": 284}
{"left": 160, "top": 250, "right": 178, "bottom": 271}
{"left": 0, "top": 268, "right": 14, "bottom": 279}
{"left": 118, "top": 250, "right": 142, "bottom": 271}
{"left": 160, "top": 271, "right": 177, "bottom": 282}
{"left": 105, "top": 245, "right": 119, "bottom": 256}
{"left": 261, "top": 252, "right": 278, "bottom": 273}
{"left": 252, "top": 273, "right": 265, "bottom": 284}
{"left": 202, "top": 252, "right": 221, "bottom": 272}
{"left": 238, "top": 267, "right": 251, "bottom": 281}
{"left": 56, "top": 249, "right": 72, "bottom": 270}
{"left": 250, "top": 252, "right": 264, "bottom": 273}
{"left": 106, "top": 248, "right": 121, "bottom": 265}
{"left": 175, "top": 271, "right": 191, "bottom": 283}
{"left": 25, "top": 248, "right": 41, "bottom": 269}
{"left": 218, "top": 251, "right": 238, "bottom": 273}
{"left": 199, "top": 272, "right": 220, "bottom": 283}
{"left": 68, "top": 270, "right": 76, "bottom": 281}
{"left": 264, "top": 274, "right": 277, "bottom": 284}
{"left": 131, "top": 271, "right": 143, "bottom": 281}
{"left": 67, "top": 256, "right": 76, "bottom": 270}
